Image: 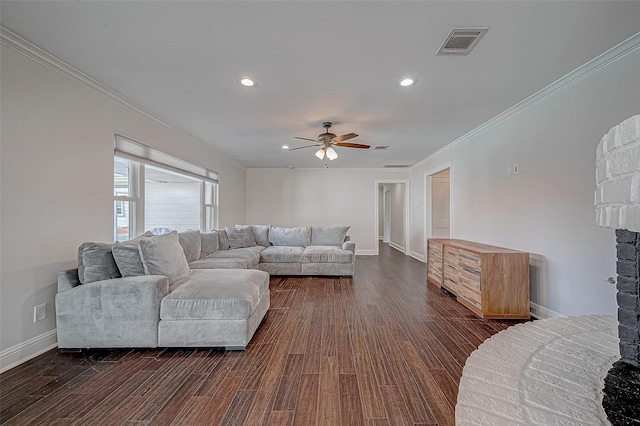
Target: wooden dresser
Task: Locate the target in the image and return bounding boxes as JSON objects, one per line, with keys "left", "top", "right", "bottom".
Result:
{"left": 427, "top": 238, "right": 530, "bottom": 319}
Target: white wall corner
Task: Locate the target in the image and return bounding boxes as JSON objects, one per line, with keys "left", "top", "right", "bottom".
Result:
{"left": 410, "top": 251, "right": 426, "bottom": 263}
{"left": 0, "top": 330, "right": 58, "bottom": 373}
{"left": 529, "top": 302, "right": 564, "bottom": 320}
{"left": 389, "top": 242, "right": 406, "bottom": 253}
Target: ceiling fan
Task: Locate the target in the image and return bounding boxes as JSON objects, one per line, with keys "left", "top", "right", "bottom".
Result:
{"left": 289, "top": 121, "right": 370, "bottom": 160}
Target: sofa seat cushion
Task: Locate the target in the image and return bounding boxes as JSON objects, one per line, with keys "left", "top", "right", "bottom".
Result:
{"left": 205, "top": 248, "right": 261, "bottom": 269}
{"left": 302, "top": 246, "right": 354, "bottom": 264}
{"left": 260, "top": 246, "right": 304, "bottom": 263}
{"left": 189, "top": 258, "right": 248, "bottom": 270}
{"left": 161, "top": 269, "right": 269, "bottom": 321}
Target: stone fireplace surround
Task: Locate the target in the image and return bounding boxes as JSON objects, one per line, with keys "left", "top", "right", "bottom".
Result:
{"left": 596, "top": 116, "right": 640, "bottom": 425}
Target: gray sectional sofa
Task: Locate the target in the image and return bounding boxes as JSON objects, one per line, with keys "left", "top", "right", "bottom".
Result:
{"left": 56, "top": 225, "right": 354, "bottom": 350}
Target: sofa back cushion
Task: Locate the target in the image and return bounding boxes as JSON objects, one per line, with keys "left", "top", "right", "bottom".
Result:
{"left": 200, "top": 231, "right": 219, "bottom": 258}
{"left": 236, "top": 224, "right": 270, "bottom": 247}
{"left": 215, "top": 229, "right": 230, "bottom": 250}
{"left": 178, "top": 230, "right": 201, "bottom": 262}
{"left": 138, "top": 231, "right": 191, "bottom": 285}
{"left": 112, "top": 231, "right": 153, "bottom": 277}
{"left": 310, "top": 226, "right": 351, "bottom": 246}
{"left": 77, "top": 242, "right": 121, "bottom": 284}
{"left": 225, "top": 227, "right": 257, "bottom": 249}
{"left": 269, "top": 226, "right": 311, "bottom": 247}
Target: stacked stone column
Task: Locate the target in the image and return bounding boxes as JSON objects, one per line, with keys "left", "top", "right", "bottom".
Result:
{"left": 616, "top": 229, "right": 640, "bottom": 367}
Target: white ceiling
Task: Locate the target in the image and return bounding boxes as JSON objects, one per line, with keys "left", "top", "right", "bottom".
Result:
{"left": 2, "top": 1, "right": 639, "bottom": 169}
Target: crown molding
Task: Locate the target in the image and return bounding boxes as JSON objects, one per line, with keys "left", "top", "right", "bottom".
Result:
{"left": 411, "top": 31, "right": 640, "bottom": 170}
{"left": 0, "top": 26, "right": 245, "bottom": 170}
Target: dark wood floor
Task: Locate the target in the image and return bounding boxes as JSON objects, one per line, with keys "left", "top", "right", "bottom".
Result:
{"left": 0, "top": 243, "right": 526, "bottom": 425}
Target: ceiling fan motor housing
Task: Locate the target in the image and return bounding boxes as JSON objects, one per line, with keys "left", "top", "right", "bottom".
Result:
{"left": 319, "top": 132, "right": 336, "bottom": 142}
{"left": 319, "top": 122, "right": 336, "bottom": 142}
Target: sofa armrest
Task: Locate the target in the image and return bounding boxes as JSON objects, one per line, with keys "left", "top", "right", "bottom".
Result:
{"left": 342, "top": 241, "right": 356, "bottom": 254}
{"left": 58, "top": 268, "right": 81, "bottom": 292}
{"left": 55, "top": 275, "right": 169, "bottom": 348}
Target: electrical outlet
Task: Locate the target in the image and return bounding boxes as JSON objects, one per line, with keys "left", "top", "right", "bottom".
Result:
{"left": 34, "top": 303, "right": 46, "bottom": 323}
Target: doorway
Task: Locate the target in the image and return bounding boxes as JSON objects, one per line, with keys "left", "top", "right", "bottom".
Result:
{"left": 383, "top": 188, "right": 391, "bottom": 243}
{"left": 431, "top": 168, "right": 451, "bottom": 238}
{"left": 375, "top": 180, "right": 410, "bottom": 256}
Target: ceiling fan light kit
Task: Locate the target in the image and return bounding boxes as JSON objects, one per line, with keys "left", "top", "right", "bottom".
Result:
{"left": 290, "top": 121, "right": 370, "bottom": 161}
{"left": 326, "top": 147, "right": 338, "bottom": 160}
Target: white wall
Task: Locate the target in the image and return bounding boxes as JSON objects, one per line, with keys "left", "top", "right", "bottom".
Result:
{"left": 0, "top": 37, "right": 246, "bottom": 370}
{"left": 410, "top": 43, "right": 640, "bottom": 317}
{"left": 246, "top": 168, "right": 410, "bottom": 254}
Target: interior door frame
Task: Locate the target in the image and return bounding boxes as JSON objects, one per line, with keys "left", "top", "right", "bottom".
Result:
{"left": 424, "top": 162, "right": 453, "bottom": 260}
{"left": 374, "top": 179, "right": 410, "bottom": 256}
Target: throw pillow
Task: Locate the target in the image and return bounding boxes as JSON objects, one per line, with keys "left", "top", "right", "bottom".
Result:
{"left": 138, "top": 231, "right": 191, "bottom": 285}
{"left": 236, "top": 224, "right": 270, "bottom": 247}
{"left": 77, "top": 242, "right": 121, "bottom": 284}
{"left": 215, "top": 229, "right": 230, "bottom": 250}
{"left": 112, "top": 231, "right": 153, "bottom": 277}
{"left": 310, "top": 226, "right": 351, "bottom": 246}
{"left": 268, "top": 226, "right": 311, "bottom": 247}
{"left": 225, "top": 226, "right": 257, "bottom": 249}
{"left": 200, "top": 231, "right": 219, "bottom": 258}
{"left": 178, "top": 230, "right": 201, "bottom": 262}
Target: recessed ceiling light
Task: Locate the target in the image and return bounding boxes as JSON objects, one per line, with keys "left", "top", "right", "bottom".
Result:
{"left": 282, "top": 145, "right": 289, "bottom": 149}
{"left": 240, "top": 78, "right": 255, "bottom": 87}
{"left": 400, "top": 78, "right": 416, "bottom": 87}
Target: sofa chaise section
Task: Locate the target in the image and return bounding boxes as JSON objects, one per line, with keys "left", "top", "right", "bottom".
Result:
{"left": 158, "top": 269, "right": 270, "bottom": 349}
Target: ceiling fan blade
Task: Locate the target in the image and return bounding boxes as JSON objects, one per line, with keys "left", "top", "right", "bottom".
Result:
{"left": 294, "top": 137, "right": 318, "bottom": 142}
{"left": 288, "top": 144, "right": 320, "bottom": 151}
{"left": 335, "top": 142, "right": 370, "bottom": 149}
{"left": 332, "top": 133, "right": 358, "bottom": 142}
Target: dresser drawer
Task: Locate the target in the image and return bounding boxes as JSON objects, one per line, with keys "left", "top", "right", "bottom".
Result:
{"left": 427, "top": 241, "right": 444, "bottom": 285}
{"left": 458, "top": 285, "right": 481, "bottom": 310}
{"left": 459, "top": 251, "right": 480, "bottom": 273}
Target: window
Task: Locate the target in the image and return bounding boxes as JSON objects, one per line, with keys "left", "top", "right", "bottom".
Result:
{"left": 115, "top": 201, "right": 125, "bottom": 217}
{"left": 113, "top": 157, "right": 140, "bottom": 242}
{"left": 113, "top": 135, "right": 218, "bottom": 241}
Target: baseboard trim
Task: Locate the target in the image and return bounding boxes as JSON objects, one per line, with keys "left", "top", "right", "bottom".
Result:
{"left": 410, "top": 251, "right": 426, "bottom": 262}
{"left": 529, "top": 302, "right": 564, "bottom": 320}
{"left": 0, "top": 329, "right": 58, "bottom": 373}
{"left": 356, "top": 249, "right": 377, "bottom": 256}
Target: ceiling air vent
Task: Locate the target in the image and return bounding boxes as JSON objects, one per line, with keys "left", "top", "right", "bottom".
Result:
{"left": 436, "top": 27, "right": 488, "bottom": 56}
{"left": 383, "top": 164, "right": 411, "bottom": 168}
{"left": 373, "top": 145, "right": 389, "bottom": 150}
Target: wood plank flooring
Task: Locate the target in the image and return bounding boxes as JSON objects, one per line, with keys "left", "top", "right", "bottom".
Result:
{"left": 0, "top": 243, "right": 527, "bottom": 425}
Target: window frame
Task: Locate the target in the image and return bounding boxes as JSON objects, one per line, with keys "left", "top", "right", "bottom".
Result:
{"left": 114, "top": 137, "right": 219, "bottom": 241}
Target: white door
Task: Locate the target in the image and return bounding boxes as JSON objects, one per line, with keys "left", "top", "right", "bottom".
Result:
{"left": 431, "top": 172, "right": 451, "bottom": 238}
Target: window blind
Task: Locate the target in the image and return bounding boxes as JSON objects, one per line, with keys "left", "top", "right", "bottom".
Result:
{"left": 114, "top": 134, "right": 219, "bottom": 183}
